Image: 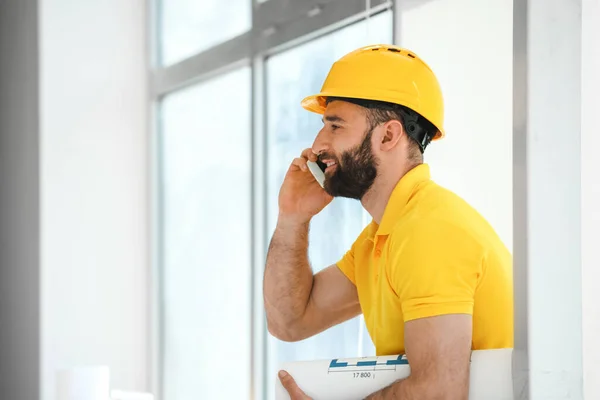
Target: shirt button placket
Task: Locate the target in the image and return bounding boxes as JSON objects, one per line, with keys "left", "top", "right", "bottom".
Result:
{"left": 371, "top": 238, "right": 383, "bottom": 349}
{"left": 373, "top": 238, "right": 382, "bottom": 281}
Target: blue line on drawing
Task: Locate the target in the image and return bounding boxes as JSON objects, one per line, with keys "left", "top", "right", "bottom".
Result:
{"left": 357, "top": 361, "right": 378, "bottom": 367}
{"left": 329, "top": 356, "right": 409, "bottom": 369}
{"left": 329, "top": 359, "right": 349, "bottom": 368}
{"left": 386, "top": 355, "right": 409, "bottom": 365}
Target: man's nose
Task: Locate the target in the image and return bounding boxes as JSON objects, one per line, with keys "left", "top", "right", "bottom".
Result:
{"left": 311, "top": 128, "right": 330, "bottom": 156}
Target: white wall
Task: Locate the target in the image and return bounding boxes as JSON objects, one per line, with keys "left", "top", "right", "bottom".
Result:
{"left": 39, "top": 0, "right": 150, "bottom": 399}
{"left": 395, "top": 0, "right": 513, "bottom": 251}
{"left": 581, "top": 0, "right": 600, "bottom": 398}
{"left": 525, "top": 0, "right": 583, "bottom": 397}
{"left": 0, "top": 1, "right": 40, "bottom": 399}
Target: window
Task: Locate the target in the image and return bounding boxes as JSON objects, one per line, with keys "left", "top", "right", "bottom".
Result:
{"left": 160, "top": 67, "right": 252, "bottom": 399}
{"left": 160, "top": 0, "right": 251, "bottom": 66}
{"left": 265, "top": 10, "right": 392, "bottom": 398}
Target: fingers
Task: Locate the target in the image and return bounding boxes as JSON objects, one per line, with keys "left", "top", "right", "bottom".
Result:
{"left": 279, "top": 370, "right": 310, "bottom": 400}
{"left": 291, "top": 157, "right": 308, "bottom": 172}
{"left": 291, "top": 148, "right": 318, "bottom": 172}
{"left": 289, "top": 148, "right": 319, "bottom": 173}
{"left": 301, "top": 148, "right": 318, "bottom": 162}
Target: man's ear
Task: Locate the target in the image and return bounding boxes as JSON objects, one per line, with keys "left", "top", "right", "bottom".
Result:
{"left": 379, "top": 120, "right": 404, "bottom": 152}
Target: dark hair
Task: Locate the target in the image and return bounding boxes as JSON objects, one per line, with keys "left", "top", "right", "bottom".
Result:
{"left": 325, "top": 97, "right": 439, "bottom": 162}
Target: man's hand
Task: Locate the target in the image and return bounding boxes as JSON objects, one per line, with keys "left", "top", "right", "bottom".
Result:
{"left": 278, "top": 370, "right": 312, "bottom": 400}
{"left": 366, "top": 314, "right": 472, "bottom": 400}
{"left": 278, "top": 148, "right": 332, "bottom": 223}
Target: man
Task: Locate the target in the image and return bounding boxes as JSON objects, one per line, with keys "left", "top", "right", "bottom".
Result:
{"left": 263, "top": 44, "right": 513, "bottom": 400}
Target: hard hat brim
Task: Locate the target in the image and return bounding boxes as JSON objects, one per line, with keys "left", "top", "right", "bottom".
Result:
{"left": 300, "top": 94, "right": 326, "bottom": 114}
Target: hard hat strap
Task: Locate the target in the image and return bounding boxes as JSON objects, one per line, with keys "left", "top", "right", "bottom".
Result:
{"left": 397, "top": 108, "right": 435, "bottom": 153}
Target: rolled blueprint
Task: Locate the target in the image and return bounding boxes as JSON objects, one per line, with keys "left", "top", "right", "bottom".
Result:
{"left": 275, "top": 348, "right": 513, "bottom": 400}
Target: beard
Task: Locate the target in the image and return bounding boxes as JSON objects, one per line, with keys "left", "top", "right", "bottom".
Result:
{"left": 321, "top": 128, "right": 379, "bottom": 200}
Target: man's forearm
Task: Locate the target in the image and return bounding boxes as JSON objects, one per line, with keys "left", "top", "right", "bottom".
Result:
{"left": 365, "top": 377, "right": 425, "bottom": 400}
{"left": 263, "top": 215, "right": 314, "bottom": 334}
{"left": 366, "top": 375, "right": 460, "bottom": 400}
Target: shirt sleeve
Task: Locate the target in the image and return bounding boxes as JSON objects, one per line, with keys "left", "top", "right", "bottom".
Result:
{"left": 335, "top": 222, "right": 375, "bottom": 286}
{"left": 336, "top": 244, "right": 357, "bottom": 285}
{"left": 388, "top": 220, "right": 483, "bottom": 322}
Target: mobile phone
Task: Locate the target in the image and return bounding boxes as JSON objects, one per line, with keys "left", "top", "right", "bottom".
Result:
{"left": 306, "top": 160, "right": 326, "bottom": 188}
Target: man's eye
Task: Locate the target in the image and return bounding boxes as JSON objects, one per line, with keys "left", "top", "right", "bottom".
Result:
{"left": 331, "top": 124, "right": 340, "bottom": 130}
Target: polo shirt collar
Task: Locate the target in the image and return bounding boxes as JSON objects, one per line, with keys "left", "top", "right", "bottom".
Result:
{"left": 364, "top": 220, "right": 379, "bottom": 241}
{"left": 375, "top": 163, "right": 432, "bottom": 236}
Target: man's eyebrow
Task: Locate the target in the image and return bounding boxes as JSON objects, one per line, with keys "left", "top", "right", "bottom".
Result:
{"left": 321, "top": 115, "right": 346, "bottom": 123}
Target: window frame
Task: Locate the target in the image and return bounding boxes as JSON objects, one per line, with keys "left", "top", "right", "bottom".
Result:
{"left": 148, "top": 1, "right": 398, "bottom": 399}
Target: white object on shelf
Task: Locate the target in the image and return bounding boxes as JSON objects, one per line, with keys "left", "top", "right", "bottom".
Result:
{"left": 56, "top": 366, "right": 110, "bottom": 400}
{"left": 275, "top": 348, "right": 513, "bottom": 400}
{"left": 111, "top": 390, "right": 154, "bottom": 400}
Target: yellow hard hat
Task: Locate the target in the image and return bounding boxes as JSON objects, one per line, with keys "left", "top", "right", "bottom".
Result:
{"left": 301, "top": 44, "right": 445, "bottom": 140}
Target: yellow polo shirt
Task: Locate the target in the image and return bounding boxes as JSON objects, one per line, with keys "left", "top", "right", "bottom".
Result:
{"left": 336, "top": 164, "right": 513, "bottom": 356}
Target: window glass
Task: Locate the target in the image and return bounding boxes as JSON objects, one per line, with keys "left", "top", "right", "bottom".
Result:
{"left": 160, "top": 67, "right": 252, "bottom": 400}
{"left": 160, "top": 0, "right": 251, "bottom": 66}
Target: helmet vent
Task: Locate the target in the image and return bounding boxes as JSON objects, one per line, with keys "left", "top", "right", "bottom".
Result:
{"left": 407, "top": 53, "right": 416, "bottom": 58}
{"left": 371, "top": 48, "right": 380, "bottom": 51}
{"left": 387, "top": 48, "right": 401, "bottom": 53}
